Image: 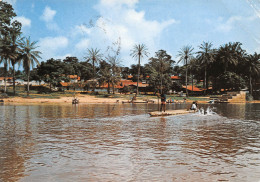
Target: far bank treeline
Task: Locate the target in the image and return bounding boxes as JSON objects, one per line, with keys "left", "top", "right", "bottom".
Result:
{"left": 1, "top": 1, "right": 260, "bottom": 99}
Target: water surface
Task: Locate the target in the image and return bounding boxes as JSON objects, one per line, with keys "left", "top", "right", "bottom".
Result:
{"left": 0, "top": 103, "right": 260, "bottom": 182}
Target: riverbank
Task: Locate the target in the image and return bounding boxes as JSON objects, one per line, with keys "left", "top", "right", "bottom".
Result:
{"left": 2, "top": 94, "right": 259, "bottom": 104}
{"left": 1, "top": 94, "right": 210, "bottom": 104}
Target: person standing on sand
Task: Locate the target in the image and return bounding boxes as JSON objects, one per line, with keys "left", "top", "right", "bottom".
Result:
{"left": 160, "top": 91, "right": 167, "bottom": 112}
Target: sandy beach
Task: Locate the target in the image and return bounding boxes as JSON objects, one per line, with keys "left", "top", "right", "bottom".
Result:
{"left": 2, "top": 94, "right": 259, "bottom": 104}
{"left": 1, "top": 95, "right": 205, "bottom": 104}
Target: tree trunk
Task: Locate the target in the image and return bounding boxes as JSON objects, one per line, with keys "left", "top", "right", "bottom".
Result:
{"left": 191, "top": 74, "right": 194, "bottom": 95}
{"left": 27, "top": 72, "right": 30, "bottom": 96}
{"left": 137, "top": 55, "right": 140, "bottom": 95}
{"left": 4, "top": 63, "right": 7, "bottom": 93}
{"left": 185, "top": 59, "right": 189, "bottom": 97}
{"left": 204, "top": 67, "right": 207, "bottom": 95}
{"left": 12, "top": 64, "right": 16, "bottom": 95}
{"left": 160, "top": 61, "right": 163, "bottom": 94}
{"left": 249, "top": 73, "right": 252, "bottom": 95}
{"left": 4, "top": 77, "right": 7, "bottom": 93}
{"left": 92, "top": 60, "right": 95, "bottom": 92}
{"left": 107, "top": 81, "right": 110, "bottom": 94}
{"left": 112, "top": 82, "right": 115, "bottom": 94}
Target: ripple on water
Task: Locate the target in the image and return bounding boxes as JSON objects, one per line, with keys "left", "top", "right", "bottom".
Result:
{"left": 0, "top": 104, "right": 260, "bottom": 182}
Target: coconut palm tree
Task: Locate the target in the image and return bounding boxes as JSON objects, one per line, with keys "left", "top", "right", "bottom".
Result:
{"left": 19, "top": 37, "right": 42, "bottom": 96}
{"left": 177, "top": 45, "right": 194, "bottom": 97}
{"left": 197, "top": 41, "right": 214, "bottom": 92}
{"left": 130, "top": 44, "right": 149, "bottom": 95}
{"left": 246, "top": 53, "right": 260, "bottom": 95}
{"left": 84, "top": 48, "right": 102, "bottom": 91}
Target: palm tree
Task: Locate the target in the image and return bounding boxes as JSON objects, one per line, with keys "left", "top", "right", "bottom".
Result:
{"left": 177, "top": 45, "right": 194, "bottom": 97}
{"left": 84, "top": 48, "right": 102, "bottom": 91}
{"left": 197, "top": 41, "right": 214, "bottom": 92}
{"left": 188, "top": 58, "right": 200, "bottom": 94}
{"left": 0, "top": 37, "right": 10, "bottom": 93}
{"left": 107, "top": 55, "right": 121, "bottom": 94}
{"left": 246, "top": 53, "right": 260, "bottom": 95}
{"left": 130, "top": 44, "right": 149, "bottom": 95}
{"left": 99, "top": 66, "right": 112, "bottom": 94}
{"left": 217, "top": 42, "right": 244, "bottom": 72}
{"left": 19, "top": 37, "right": 42, "bottom": 96}
{"left": 9, "top": 20, "right": 22, "bottom": 95}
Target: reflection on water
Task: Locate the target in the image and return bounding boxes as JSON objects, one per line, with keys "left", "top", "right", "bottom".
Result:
{"left": 0, "top": 103, "right": 260, "bottom": 182}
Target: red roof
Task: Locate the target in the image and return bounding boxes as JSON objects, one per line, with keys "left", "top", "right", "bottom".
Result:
{"left": 100, "top": 80, "right": 149, "bottom": 88}
{"left": 0, "top": 77, "right": 13, "bottom": 80}
{"left": 171, "top": 76, "right": 181, "bottom": 80}
{"left": 182, "top": 85, "right": 204, "bottom": 92}
{"left": 127, "top": 75, "right": 133, "bottom": 79}
{"left": 69, "top": 75, "right": 80, "bottom": 80}
{"left": 60, "top": 82, "right": 70, "bottom": 86}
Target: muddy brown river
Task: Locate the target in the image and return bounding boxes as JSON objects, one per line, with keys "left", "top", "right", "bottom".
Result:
{"left": 0, "top": 103, "right": 260, "bottom": 182}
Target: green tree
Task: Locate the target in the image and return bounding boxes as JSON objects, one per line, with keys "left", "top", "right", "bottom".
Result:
{"left": 19, "top": 37, "right": 42, "bottom": 96}
{"left": 8, "top": 20, "right": 22, "bottom": 95}
{"left": 121, "top": 67, "right": 130, "bottom": 79}
{"left": 98, "top": 60, "right": 112, "bottom": 94}
{"left": 129, "top": 64, "right": 145, "bottom": 82}
{"left": 0, "top": 44, "right": 9, "bottom": 93}
{"left": 215, "top": 72, "right": 246, "bottom": 91}
{"left": 0, "top": 1, "right": 18, "bottom": 93}
{"left": 197, "top": 41, "right": 214, "bottom": 92}
{"left": 130, "top": 44, "right": 149, "bottom": 95}
{"left": 188, "top": 58, "right": 200, "bottom": 94}
{"left": 107, "top": 55, "right": 121, "bottom": 94}
{"left": 217, "top": 42, "right": 245, "bottom": 72}
{"left": 177, "top": 45, "right": 194, "bottom": 97}
{"left": 245, "top": 53, "right": 260, "bottom": 95}
{"left": 78, "top": 61, "right": 93, "bottom": 81}
{"left": 37, "top": 58, "right": 70, "bottom": 92}
{"left": 145, "top": 50, "right": 174, "bottom": 93}
{"left": 84, "top": 48, "right": 102, "bottom": 91}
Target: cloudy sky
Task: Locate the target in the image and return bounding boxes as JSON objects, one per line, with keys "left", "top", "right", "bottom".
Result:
{"left": 5, "top": 0, "right": 260, "bottom": 66}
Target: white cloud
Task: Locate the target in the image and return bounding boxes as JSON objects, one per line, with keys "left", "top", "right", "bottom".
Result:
{"left": 38, "top": 36, "right": 69, "bottom": 61}
{"left": 100, "top": 0, "right": 138, "bottom": 8}
{"left": 13, "top": 16, "right": 31, "bottom": 27}
{"left": 216, "top": 15, "right": 256, "bottom": 33}
{"left": 79, "top": 0, "right": 178, "bottom": 65}
{"left": 74, "top": 24, "right": 91, "bottom": 36}
{"left": 75, "top": 39, "right": 90, "bottom": 50}
{"left": 41, "top": 6, "right": 56, "bottom": 22}
{"left": 40, "top": 6, "right": 59, "bottom": 31}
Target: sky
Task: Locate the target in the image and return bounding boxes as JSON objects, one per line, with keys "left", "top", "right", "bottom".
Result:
{"left": 4, "top": 0, "right": 260, "bottom": 67}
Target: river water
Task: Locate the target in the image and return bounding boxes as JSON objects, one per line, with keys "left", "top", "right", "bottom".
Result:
{"left": 0, "top": 103, "right": 260, "bottom": 182}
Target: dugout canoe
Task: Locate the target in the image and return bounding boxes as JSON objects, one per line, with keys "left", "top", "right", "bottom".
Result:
{"left": 122, "top": 100, "right": 149, "bottom": 104}
{"left": 149, "top": 109, "right": 192, "bottom": 117}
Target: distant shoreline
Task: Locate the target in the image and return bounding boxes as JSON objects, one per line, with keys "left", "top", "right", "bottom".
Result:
{"left": 2, "top": 95, "right": 259, "bottom": 104}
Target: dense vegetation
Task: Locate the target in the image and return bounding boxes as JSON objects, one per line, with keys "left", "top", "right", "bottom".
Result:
{"left": 1, "top": 2, "right": 260, "bottom": 99}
